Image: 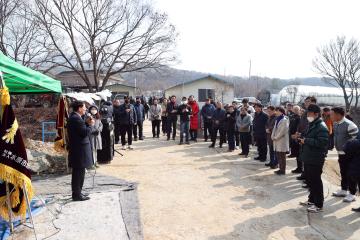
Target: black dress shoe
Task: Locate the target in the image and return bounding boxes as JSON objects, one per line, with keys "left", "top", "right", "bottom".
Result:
{"left": 274, "top": 170, "right": 285, "bottom": 175}
{"left": 352, "top": 207, "right": 360, "bottom": 212}
{"left": 239, "top": 152, "right": 245, "bottom": 156}
{"left": 73, "top": 195, "right": 90, "bottom": 201}
{"left": 297, "top": 175, "right": 306, "bottom": 180}
{"left": 254, "top": 157, "right": 261, "bottom": 160}
{"left": 259, "top": 159, "right": 266, "bottom": 162}
{"left": 209, "top": 144, "right": 215, "bottom": 148}
{"left": 291, "top": 168, "right": 302, "bottom": 174}
{"left": 270, "top": 165, "right": 278, "bottom": 169}
{"left": 265, "top": 163, "right": 271, "bottom": 167}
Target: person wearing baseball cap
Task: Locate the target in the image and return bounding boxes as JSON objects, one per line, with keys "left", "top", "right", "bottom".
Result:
{"left": 298, "top": 104, "right": 329, "bottom": 213}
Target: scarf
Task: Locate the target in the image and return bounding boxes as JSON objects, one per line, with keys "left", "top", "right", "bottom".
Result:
{"left": 275, "top": 114, "right": 285, "bottom": 128}
{"left": 0, "top": 87, "right": 33, "bottom": 220}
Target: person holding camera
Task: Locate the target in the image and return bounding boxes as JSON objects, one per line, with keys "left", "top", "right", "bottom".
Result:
{"left": 87, "top": 105, "right": 103, "bottom": 167}
{"left": 149, "top": 98, "right": 162, "bottom": 138}
{"left": 299, "top": 104, "right": 329, "bottom": 213}
{"left": 67, "top": 101, "right": 94, "bottom": 201}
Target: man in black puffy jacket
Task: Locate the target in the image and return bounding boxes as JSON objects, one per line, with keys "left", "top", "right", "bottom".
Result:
{"left": 298, "top": 104, "right": 329, "bottom": 213}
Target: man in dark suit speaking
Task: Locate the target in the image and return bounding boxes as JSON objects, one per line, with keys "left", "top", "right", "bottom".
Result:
{"left": 67, "top": 101, "right": 94, "bottom": 201}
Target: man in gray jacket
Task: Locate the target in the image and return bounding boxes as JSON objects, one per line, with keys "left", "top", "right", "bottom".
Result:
{"left": 331, "top": 107, "right": 359, "bottom": 202}
{"left": 236, "top": 107, "right": 252, "bottom": 157}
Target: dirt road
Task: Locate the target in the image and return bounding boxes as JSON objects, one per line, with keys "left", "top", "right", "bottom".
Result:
{"left": 98, "top": 121, "right": 360, "bottom": 240}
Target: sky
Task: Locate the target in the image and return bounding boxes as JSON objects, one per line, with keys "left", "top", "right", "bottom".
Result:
{"left": 154, "top": 0, "right": 360, "bottom": 79}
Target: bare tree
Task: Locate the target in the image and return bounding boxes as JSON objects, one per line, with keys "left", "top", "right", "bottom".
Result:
{"left": 34, "top": 0, "right": 177, "bottom": 92}
{"left": 313, "top": 36, "right": 360, "bottom": 111}
{"left": 0, "top": 0, "right": 57, "bottom": 70}
{"left": 285, "top": 85, "right": 298, "bottom": 103}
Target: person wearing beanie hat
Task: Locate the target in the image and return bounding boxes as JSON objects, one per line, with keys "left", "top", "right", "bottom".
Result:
{"left": 299, "top": 104, "right": 329, "bottom": 213}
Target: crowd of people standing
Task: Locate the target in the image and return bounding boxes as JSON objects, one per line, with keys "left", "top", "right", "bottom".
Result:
{"left": 67, "top": 94, "right": 360, "bottom": 214}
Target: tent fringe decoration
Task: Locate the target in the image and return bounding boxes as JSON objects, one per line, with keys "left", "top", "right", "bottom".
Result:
{"left": 0, "top": 84, "right": 34, "bottom": 221}
{"left": 0, "top": 86, "right": 10, "bottom": 106}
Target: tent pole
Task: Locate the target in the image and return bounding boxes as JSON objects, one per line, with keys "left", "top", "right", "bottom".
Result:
{"left": 23, "top": 183, "right": 37, "bottom": 240}
{"left": 5, "top": 183, "right": 14, "bottom": 232}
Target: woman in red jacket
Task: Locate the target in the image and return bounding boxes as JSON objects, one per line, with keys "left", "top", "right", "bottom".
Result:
{"left": 188, "top": 95, "right": 199, "bottom": 142}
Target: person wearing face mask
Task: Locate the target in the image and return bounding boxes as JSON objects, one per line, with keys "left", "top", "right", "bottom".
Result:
{"left": 166, "top": 95, "right": 179, "bottom": 141}
{"left": 209, "top": 102, "right": 226, "bottom": 148}
{"left": 271, "top": 107, "right": 289, "bottom": 175}
{"left": 149, "top": 98, "right": 162, "bottom": 138}
{"left": 225, "top": 105, "right": 237, "bottom": 152}
{"left": 293, "top": 96, "right": 317, "bottom": 181}
{"left": 87, "top": 105, "right": 103, "bottom": 167}
{"left": 331, "top": 107, "right": 359, "bottom": 202}
{"left": 298, "top": 104, "right": 329, "bottom": 213}
{"left": 177, "top": 97, "right": 192, "bottom": 145}
{"left": 118, "top": 96, "right": 137, "bottom": 150}
{"left": 236, "top": 107, "right": 252, "bottom": 157}
{"left": 133, "top": 97, "right": 145, "bottom": 141}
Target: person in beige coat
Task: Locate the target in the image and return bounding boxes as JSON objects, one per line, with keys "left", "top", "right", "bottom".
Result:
{"left": 271, "top": 106, "right": 289, "bottom": 175}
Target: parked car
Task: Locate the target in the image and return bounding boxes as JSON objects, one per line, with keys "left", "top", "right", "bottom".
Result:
{"left": 233, "top": 97, "right": 261, "bottom": 104}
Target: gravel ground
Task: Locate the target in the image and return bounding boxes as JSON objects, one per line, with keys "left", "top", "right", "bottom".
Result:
{"left": 97, "top": 121, "right": 359, "bottom": 240}
{"left": 12, "top": 121, "right": 358, "bottom": 240}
